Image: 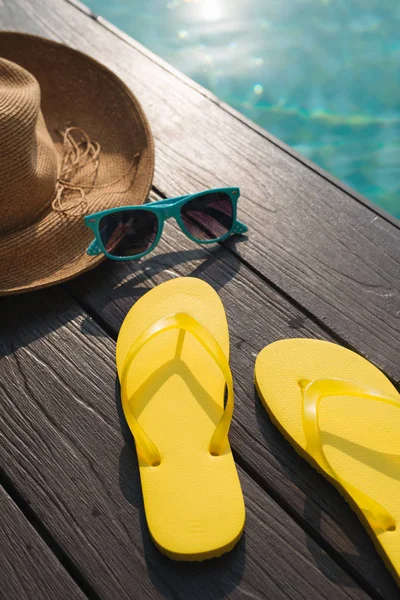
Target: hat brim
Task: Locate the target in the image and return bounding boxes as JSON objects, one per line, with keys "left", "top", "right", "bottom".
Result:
{"left": 0, "top": 32, "right": 154, "bottom": 295}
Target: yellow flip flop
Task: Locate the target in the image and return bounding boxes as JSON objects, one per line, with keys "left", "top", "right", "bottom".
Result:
{"left": 116, "top": 277, "right": 245, "bottom": 560}
{"left": 255, "top": 339, "right": 400, "bottom": 585}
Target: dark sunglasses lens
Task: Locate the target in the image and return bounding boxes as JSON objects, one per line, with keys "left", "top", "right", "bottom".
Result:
{"left": 98, "top": 209, "right": 158, "bottom": 257}
{"left": 180, "top": 192, "right": 234, "bottom": 241}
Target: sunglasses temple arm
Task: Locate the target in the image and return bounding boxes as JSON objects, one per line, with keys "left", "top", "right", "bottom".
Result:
{"left": 232, "top": 220, "right": 248, "bottom": 235}
{"left": 86, "top": 238, "right": 103, "bottom": 256}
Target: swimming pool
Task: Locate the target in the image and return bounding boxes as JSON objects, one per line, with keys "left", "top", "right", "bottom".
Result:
{"left": 84, "top": 0, "right": 400, "bottom": 219}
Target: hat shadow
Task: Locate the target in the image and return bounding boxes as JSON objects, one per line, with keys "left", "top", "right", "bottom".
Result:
{"left": 0, "top": 286, "right": 84, "bottom": 357}
{"left": 0, "top": 241, "right": 243, "bottom": 357}
{"left": 115, "top": 377, "right": 247, "bottom": 599}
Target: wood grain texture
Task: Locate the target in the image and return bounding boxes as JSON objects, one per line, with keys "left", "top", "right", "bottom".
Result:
{"left": 0, "top": 487, "right": 86, "bottom": 600}
{"left": 0, "top": 291, "right": 373, "bottom": 600}
{"left": 1, "top": 0, "right": 398, "bottom": 382}
{"left": 0, "top": 0, "right": 398, "bottom": 597}
{"left": 65, "top": 207, "right": 399, "bottom": 600}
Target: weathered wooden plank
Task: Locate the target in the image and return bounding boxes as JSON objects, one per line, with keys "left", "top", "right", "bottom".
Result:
{"left": 0, "top": 0, "right": 398, "bottom": 596}
{"left": 65, "top": 210, "right": 399, "bottom": 599}
{"left": 0, "top": 291, "right": 373, "bottom": 600}
{"left": 0, "top": 487, "right": 86, "bottom": 600}
{"left": 1, "top": 0, "right": 399, "bottom": 382}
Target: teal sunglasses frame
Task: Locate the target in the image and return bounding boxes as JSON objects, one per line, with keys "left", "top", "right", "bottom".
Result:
{"left": 84, "top": 187, "right": 248, "bottom": 261}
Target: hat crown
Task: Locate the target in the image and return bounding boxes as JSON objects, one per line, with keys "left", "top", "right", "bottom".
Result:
{"left": 0, "top": 58, "right": 58, "bottom": 234}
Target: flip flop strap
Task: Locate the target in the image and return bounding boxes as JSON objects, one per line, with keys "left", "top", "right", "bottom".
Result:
{"left": 121, "top": 312, "right": 234, "bottom": 466}
{"left": 302, "top": 378, "right": 400, "bottom": 532}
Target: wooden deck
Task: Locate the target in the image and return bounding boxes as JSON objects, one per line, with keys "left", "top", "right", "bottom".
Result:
{"left": 1, "top": 1, "right": 399, "bottom": 598}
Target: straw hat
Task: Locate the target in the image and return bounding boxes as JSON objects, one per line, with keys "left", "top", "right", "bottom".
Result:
{"left": 0, "top": 32, "right": 154, "bottom": 295}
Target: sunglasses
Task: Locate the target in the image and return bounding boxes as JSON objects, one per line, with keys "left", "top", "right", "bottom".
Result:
{"left": 84, "top": 187, "right": 248, "bottom": 261}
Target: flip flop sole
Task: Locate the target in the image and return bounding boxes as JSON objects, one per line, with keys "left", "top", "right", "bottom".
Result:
{"left": 255, "top": 338, "right": 400, "bottom": 585}
{"left": 117, "top": 277, "right": 245, "bottom": 560}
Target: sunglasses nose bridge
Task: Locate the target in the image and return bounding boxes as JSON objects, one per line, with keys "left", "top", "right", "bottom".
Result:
{"left": 161, "top": 204, "right": 176, "bottom": 221}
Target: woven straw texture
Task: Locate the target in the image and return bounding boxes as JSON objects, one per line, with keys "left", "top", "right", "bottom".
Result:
{"left": 0, "top": 32, "right": 154, "bottom": 295}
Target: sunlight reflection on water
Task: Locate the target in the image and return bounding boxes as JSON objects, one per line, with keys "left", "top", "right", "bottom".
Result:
{"left": 85, "top": 0, "right": 400, "bottom": 217}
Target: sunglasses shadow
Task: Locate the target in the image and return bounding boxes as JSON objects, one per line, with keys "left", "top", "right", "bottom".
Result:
{"left": 117, "top": 240, "right": 246, "bottom": 296}
{"left": 74, "top": 241, "right": 245, "bottom": 339}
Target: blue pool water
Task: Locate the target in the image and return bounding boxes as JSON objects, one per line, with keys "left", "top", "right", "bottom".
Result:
{"left": 85, "top": 0, "right": 400, "bottom": 218}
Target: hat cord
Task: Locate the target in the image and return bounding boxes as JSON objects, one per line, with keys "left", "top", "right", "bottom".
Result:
{"left": 52, "top": 127, "right": 140, "bottom": 216}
